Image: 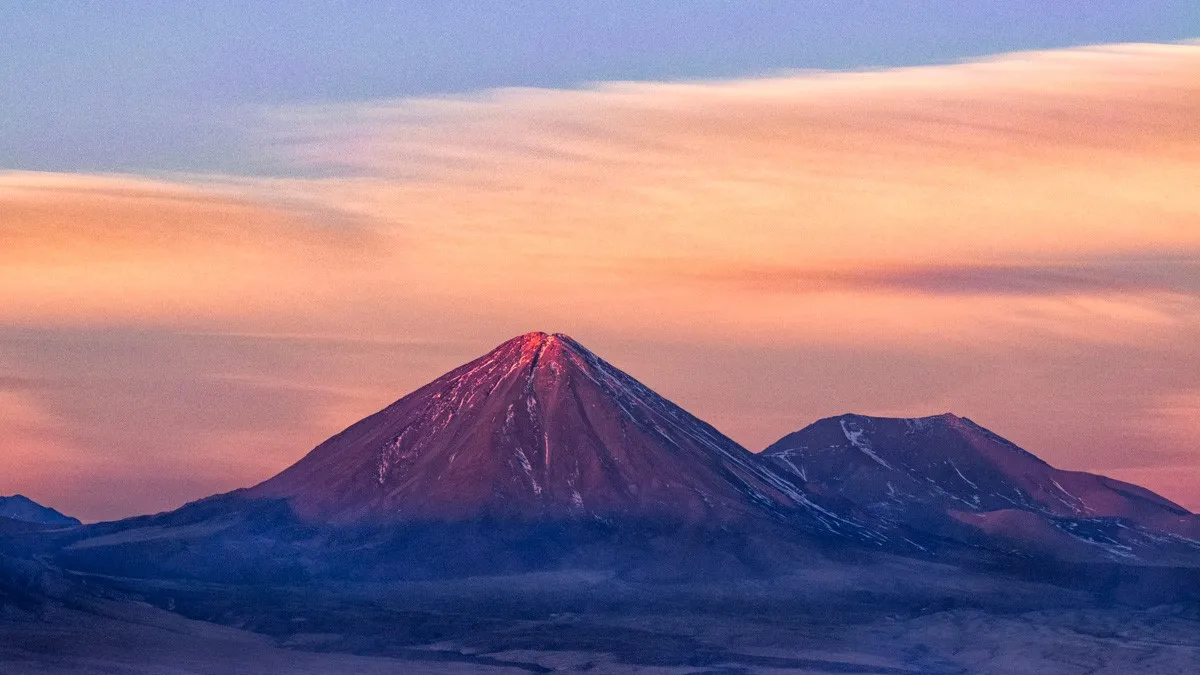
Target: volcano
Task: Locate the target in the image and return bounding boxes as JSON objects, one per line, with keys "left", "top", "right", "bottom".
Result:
{"left": 54, "top": 333, "right": 883, "bottom": 582}
{"left": 764, "top": 413, "right": 1200, "bottom": 563}
{"left": 247, "top": 332, "right": 834, "bottom": 526}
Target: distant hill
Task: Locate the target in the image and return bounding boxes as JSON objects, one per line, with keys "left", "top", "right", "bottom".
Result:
{"left": 0, "top": 495, "right": 80, "bottom": 527}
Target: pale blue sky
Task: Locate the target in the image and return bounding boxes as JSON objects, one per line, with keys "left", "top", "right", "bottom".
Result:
{"left": 2, "top": 1, "right": 1197, "bottom": 175}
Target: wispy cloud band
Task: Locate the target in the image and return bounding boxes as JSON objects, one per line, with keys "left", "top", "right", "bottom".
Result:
{"left": 685, "top": 255, "right": 1200, "bottom": 298}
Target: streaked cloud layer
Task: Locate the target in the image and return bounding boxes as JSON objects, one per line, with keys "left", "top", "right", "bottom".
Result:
{"left": 0, "top": 173, "right": 379, "bottom": 325}
{"left": 2, "top": 43, "right": 1198, "bottom": 519}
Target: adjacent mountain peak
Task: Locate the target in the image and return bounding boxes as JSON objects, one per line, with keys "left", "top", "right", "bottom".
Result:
{"left": 247, "top": 332, "right": 823, "bottom": 526}
{"left": 829, "top": 412, "right": 958, "bottom": 423}
{"left": 767, "top": 412, "right": 1043, "bottom": 471}
{"left": 0, "top": 494, "right": 81, "bottom": 527}
{"left": 764, "top": 412, "right": 1186, "bottom": 516}
{"left": 816, "top": 412, "right": 994, "bottom": 437}
{"left": 763, "top": 412, "right": 1198, "bottom": 563}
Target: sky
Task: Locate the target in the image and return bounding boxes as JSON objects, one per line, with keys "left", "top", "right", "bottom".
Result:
{"left": 1, "top": 4, "right": 1198, "bottom": 521}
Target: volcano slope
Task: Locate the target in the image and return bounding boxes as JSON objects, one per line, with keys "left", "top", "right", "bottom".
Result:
{"left": 52, "top": 333, "right": 889, "bottom": 583}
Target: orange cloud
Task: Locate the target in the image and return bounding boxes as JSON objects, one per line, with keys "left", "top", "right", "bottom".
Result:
{"left": 271, "top": 43, "right": 1200, "bottom": 260}
{"left": 0, "top": 172, "right": 377, "bottom": 326}
{"left": 7, "top": 44, "right": 1200, "bottom": 345}
{"left": 244, "top": 42, "right": 1200, "bottom": 345}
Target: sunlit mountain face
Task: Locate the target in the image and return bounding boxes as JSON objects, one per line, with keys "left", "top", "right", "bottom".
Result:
{"left": 247, "top": 332, "right": 807, "bottom": 524}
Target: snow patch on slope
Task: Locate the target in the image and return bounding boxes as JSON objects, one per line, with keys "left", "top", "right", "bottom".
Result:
{"left": 949, "top": 461, "right": 978, "bottom": 489}
{"left": 840, "top": 419, "right": 893, "bottom": 469}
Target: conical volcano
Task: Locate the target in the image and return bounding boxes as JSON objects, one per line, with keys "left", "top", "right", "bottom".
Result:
{"left": 54, "top": 333, "right": 884, "bottom": 582}
{"left": 248, "top": 332, "right": 812, "bottom": 525}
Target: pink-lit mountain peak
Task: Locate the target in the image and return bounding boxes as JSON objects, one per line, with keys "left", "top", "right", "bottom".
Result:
{"left": 764, "top": 411, "right": 1200, "bottom": 563}
{"left": 483, "top": 330, "right": 569, "bottom": 361}
{"left": 248, "top": 332, "right": 814, "bottom": 525}
{"left": 471, "top": 331, "right": 598, "bottom": 381}
{"left": 782, "top": 412, "right": 1049, "bottom": 469}
{"left": 765, "top": 412, "right": 1190, "bottom": 524}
